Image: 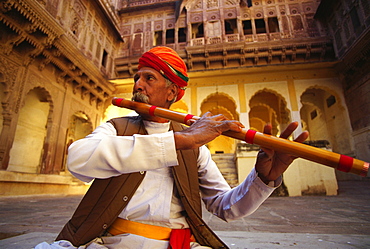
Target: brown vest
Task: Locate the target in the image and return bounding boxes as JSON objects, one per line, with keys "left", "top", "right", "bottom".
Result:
{"left": 57, "top": 116, "right": 228, "bottom": 248}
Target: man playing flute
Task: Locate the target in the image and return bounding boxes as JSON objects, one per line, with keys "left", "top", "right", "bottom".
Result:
{"left": 36, "top": 46, "right": 308, "bottom": 249}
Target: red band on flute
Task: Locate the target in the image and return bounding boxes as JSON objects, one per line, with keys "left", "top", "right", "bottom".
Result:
{"left": 245, "top": 129, "right": 257, "bottom": 144}
{"left": 184, "top": 114, "right": 194, "bottom": 124}
{"left": 149, "top": 105, "right": 157, "bottom": 116}
{"left": 113, "top": 98, "right": 123, "bottom": 107}
{"left": 337, "top": 154, "right": 353, "bottom": 172}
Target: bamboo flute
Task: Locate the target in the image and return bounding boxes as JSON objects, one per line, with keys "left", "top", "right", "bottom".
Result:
{"left": 112, "top": 97, "right": 369, "bottom": 177}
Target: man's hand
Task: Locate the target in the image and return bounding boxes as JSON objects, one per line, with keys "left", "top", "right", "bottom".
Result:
{"left": 174, "top": 112, "right": 244, "bottom": 150}
{"left": 255, "top": 122, "right": 309, "bottom": 185}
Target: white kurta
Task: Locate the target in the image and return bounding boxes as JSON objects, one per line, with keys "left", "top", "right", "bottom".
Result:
{"left": 36, "top": 120, "right": 279, "bottom": 249}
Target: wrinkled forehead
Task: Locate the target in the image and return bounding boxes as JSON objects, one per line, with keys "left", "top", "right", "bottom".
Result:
{"left": 134, "top": 67, "right": 164, "bottom": 79}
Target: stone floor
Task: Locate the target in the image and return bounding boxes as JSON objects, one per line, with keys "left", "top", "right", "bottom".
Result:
{"left": 1, "top": 179, "right": 370, "bottom": 248}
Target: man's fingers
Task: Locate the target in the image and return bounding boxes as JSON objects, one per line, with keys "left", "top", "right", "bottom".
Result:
{"left": 279, "top": 122, "right": 298, "bottom": 139}
{"left": 202, "top": 112, "right": 213, "bottom": 117}
{"left": 185, "top": 118, "right": 196, "bottom": 126}
{"left": 263, "top": 123, "right": 272, "bottom": 135}
{"left": 294, "top": 131, "right": 309, "bottom": 143}
{"left": 214, "top": 114, "right": 227, "bottom": 121}
{"left": 220, "top": 120, "right": 245, "bottom": 133}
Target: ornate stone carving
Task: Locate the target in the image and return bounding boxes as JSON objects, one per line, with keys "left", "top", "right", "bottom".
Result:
{"left": 224, "top": 9, "right": 237, "bottom": 19}
{"left": 191, "top": 12, "right": 203, "bottom": 23}
{"left": 207, "top": 10, "right": 220, "bottom": 21}
{"left": 0, "top": 56, "right": 19, "bottom": 113}
{"left": 154, "top": 20, "right": 163, "bottom": 31}
{"left": 121, "top": 25, "right": 131, "bottom": 35}
{"left": 227, "top": 0, "right": 240, "bottom": 6}
{"left": 73, "top": 0, "right": 86, "bottom": 19}
{"left": 134, "top": 23, "right": 144, "bottom": 33}
{"left": 166, "top": 19, "right": 175, "bottom": 29}
{"left": 208, "top": 0, "right": 219, "bottom": 8}
{"left": 194, "top": 0, "right": 202, "bottom": 9}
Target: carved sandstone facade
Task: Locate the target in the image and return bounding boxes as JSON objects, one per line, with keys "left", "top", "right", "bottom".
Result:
{"left": 0, "top": 0, "right": 120, "bottom": 195}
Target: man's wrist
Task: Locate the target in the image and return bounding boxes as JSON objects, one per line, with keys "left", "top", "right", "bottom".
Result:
{"left": 257, "top": 172, "right": 276, "bottom": 186}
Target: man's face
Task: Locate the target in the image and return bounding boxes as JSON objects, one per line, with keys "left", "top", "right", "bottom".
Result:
{"left": 132, "top": 67, "right": 175, "bottom": 109}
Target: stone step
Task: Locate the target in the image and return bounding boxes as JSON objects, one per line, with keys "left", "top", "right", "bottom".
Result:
{"left": 211, "top": 153, "right": 238, "bottom": 187}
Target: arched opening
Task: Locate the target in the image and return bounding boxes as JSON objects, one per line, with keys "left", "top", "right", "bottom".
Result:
{"left": 300, "top": 87, "right": 352, "bottom": 155}
{"left": 200, "top": 92, "right": 239, "bottom": 154}
{"left": 249, "top": 104, "right": 279, "bottom": 135}
{"left": 8, "top": 88, "right": 51, "bottom": 173}
{"left": 62, "top": 111, "right": 93, "bottom": 171}
{"left": 247, "top": 89, "right": 291, "bottom": 195}
{"left": 249, "top": 89, "right": 291, "bottom": 136}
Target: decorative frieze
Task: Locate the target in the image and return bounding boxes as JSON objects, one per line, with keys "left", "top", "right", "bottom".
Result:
{"left": 154, "top": 20, "right": 163, "bottom": 31}
{"left": 190, "top": 12, "right": 203, "bottom": 22}
{"left": 166, "top": 18, "right": 175, "bottom": 29}
{"left": 0, "top": 56, "right": 18, "bottom": 113}
{"left": 134, "top": 23, "right": 144, "bottom": 33}
{"left": 122, "top": 25, "right": 131, "bottom": 35}
{"left": 224, "top": 8, "right": 237, "bottom": 19}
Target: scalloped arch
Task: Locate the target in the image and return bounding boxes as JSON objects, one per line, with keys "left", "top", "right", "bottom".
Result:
{"left": 249, "top": 103, "right": 278, "bottom": 121}
{"left": 21, "top": 87, "right": 54, "bottom": 125}
{"left": 200, "top": 92, "right": 239, "bottom": 120}
{"left": 200, "top": 92, "right": 237, "bottom": 110}
{"left": 249, "top": 117, "right": 265, "bottom": 132}
{"left": 249, "top": 88, "right": 288, "bottom": 109}
{"left": 300, "top": 85, "right": 344, "bottom": 110}
{"left": 199, "top": 92, "right": 238, "bottom": 154}
{"left": 300, "top": 101, "right": 322, "bottom": 117}
{"left": 68, "top": 110, "right": 93, "bottom": 133}
{"left": 208, "top": 106, "right": 234, "bottom": 120}
{"left": 22, "top": 87, "right": 54, "bottom": 109}
{"left": 249, "top": 88, "right": 291, "bottom": 125}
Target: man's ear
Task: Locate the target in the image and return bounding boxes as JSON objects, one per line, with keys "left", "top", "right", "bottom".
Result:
{"left": 167, "top": 84, "right": 179, "bottom": 103}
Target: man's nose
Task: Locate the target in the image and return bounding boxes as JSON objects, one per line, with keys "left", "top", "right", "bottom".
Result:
{"left": 134, "top": 77, "right": 144, "bottom": 92}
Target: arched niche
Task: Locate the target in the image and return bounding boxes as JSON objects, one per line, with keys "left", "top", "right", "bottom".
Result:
{"left": 200, "top": 92, "right": 239, "bottom": 120}
{"left": 61, "top": 111, "right": 93, "bottom": 172}
{"left": 249, "top": 89, "right": 290, "bottom": 136}
{"left": 200, "top": 92, "right": 239, "bottom": 154}
{"left": 249, "top": 103, "right": 279, "bottom": 135}
{"left": 8, "top": 87, "right": 52, "bottom": 173}
{"left": 299, "top": 86, "right": 352, "bottom": 155}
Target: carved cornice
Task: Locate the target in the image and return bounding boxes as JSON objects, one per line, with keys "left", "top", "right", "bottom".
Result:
{"left": 119, "top": 0, "right": 177, "bottom": 13}
{"left": 1, "top": 0, "right": 65, "bottom": 38}
{"left": 115, "top": 37, "right": 335, "bottom": 78}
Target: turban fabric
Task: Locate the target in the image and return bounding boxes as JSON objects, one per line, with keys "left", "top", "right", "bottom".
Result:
{"left": 138, "top": 46, "right": 188, "bottom": 101}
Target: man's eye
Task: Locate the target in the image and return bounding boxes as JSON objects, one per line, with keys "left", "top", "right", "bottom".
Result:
{"left": 133, "top": 75, "right": 139, "bottom": 82}
{"left": 147, "top": 76, "right": 155, "bottom": 80}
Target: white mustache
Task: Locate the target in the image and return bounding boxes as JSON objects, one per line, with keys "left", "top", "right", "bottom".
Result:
{"left": 132, "top": 92, "right": 149, "bottom": 104}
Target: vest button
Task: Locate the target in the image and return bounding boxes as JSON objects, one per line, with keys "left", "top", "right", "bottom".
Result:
{"left": 102, "top": 224, "right": 108, "bottom": 229}
{"left": 123, "top": 196, "right": 128, "bottom": 201}
{"left": 140, "top": 171, "right": 145, "bottom": 174}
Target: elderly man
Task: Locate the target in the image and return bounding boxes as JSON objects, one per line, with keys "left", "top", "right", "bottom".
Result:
{"left": 35, "top": 47, "right": 308, "bottom": 249}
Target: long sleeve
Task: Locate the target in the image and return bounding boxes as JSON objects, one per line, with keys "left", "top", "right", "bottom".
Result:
{"left": 198, "top": 146, "right": 280, "bottom": 222}
{"left": 67, "top": 122, "right": 178, "bottom": 182}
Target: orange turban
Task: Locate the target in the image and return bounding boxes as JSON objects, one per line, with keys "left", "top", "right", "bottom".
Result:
{"left": 138, "top": 46, "right": 188, "bottom": 101}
